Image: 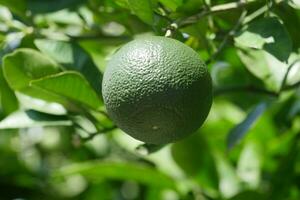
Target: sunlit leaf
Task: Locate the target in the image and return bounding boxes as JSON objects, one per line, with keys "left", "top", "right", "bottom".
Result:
{"left": 238, "top": 48, "right": 300, "bottom": 91}
{"left": 288, "top": 0, "right": 300, "bottom": 9}
{"left": 35, "top": 39, "right": 103, "bottom": 95}
{"left": 0, "top": 6, "right": 12, "bottom": 21}
{"left": 2, "top": 48, "right": 61, "bottom": 91}
{"left": 30, "top": 71, "right": 102, "bottom": 109}
{"left": 237, "top": 141, "right": 262, "bottom": 189}
{"left": 2, "top": 49, "right": 76, "bottom": 108}
{"left": 214, "top": 151, "right": 241, "bottom": 198}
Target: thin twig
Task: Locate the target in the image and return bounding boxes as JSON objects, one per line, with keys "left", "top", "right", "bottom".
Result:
{"left": 81, "top": 125, "right": 117, "bottom": 142}
{"left": 177, "top": 0, "right": 256, "bottom": 28}
{"left": 243, "top": 3, "right": 268, "bottom": 24}
{"left": 177, "top": 0, "right": 284, "bottom": 28}
{"left": 243, "top": 0, "right": 283, "bottom": 24}
{"left": 280, "top": 59, "right": 300, "bottom": 92}
{"left": 206, "top": 10, "right": 247, "bottom": 64}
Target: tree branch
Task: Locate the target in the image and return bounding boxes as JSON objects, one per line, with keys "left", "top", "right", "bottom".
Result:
{"left": 282, "top": 81, "right": 300, "bottom": 91}
{"left": 67, "top": 33, "right": 132, "bottom": 41}
{"left": 214, "top": 85, "right": 279, "bottom": 97}
{"left": 280, "top": 59, "right": 300, "bottom": 92}
{"left": 205, "top": 10, "right": 247, "bottom": 64}
{"left": 177, "top": 0, "right": 256, "bottom": 28}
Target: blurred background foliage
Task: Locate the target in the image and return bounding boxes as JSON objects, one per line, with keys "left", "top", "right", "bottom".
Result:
{"left": 0, "top": 0, "right": 300, "bottom": 199}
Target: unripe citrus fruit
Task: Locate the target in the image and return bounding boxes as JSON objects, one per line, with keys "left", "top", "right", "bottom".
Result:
{"left": 102, "top": 36, "right": 212, "bottom": 144}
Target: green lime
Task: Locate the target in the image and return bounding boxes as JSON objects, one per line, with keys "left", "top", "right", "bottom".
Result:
{"left": 102, "top": 36, "right": 212, "bottom": 144}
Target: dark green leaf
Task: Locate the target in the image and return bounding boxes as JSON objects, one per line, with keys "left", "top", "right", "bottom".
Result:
{"left": 0, "top": 0, "right": 26, "bottom": 17}
{"left": 235, "top": 17, "right": 292, "bottom": 61}
{"left": 227, "top": 102, "right": 267, "bottom": 149}
{"left": 27, "top": 0, "right": 84, "bottom": 14}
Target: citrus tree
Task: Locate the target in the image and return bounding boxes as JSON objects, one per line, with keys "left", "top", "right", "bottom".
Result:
{"left": 0, "top": 0, "right": 300, "bottom": 199}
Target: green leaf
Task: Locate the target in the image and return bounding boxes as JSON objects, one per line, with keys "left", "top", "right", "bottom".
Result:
{"left": 34, "top": 39, "right": 103, "bottom": 95}
{"left": 128, "top": 0, "right": 154, "bottom": 24}
{"left": 31, "top": 71, "right": 102, "bottom": 110}
{"left": 79, "top": 40, "right": 122, "bottom": 73}
{"left": 3, "top": 48, "right": 101, "bottom": 110}
{"left": 16, "top": 93, "right": 67, "bottom": 115}
{"left": 227, "top": 102, "right": 267, "bottom": 149}
{"left": 237, "top": 141, "right": 263, "bottom": 189}
{"left": 52, "top": 161, "right": 176, "bottom": 189}
{"left": 0, "top": 6, "right": 12, "bottom": 21}
{"left": 159, "top": 0, "right": 182, "bottom": 11}
{"left": 171, "top": 133, "right": 219, "bottom": 195}
{"left": 2, "top": 49, "right": 83, "bottom": 110}
{"left": 35, "top": 9, "right": 84, "bottom": 26}
{"left": 0, "top": 67, "right": 18, "bottom": 117}
{"left": 0, "top": 0, "right": 26, "bottom": 17}
{"left": 0, "top": 110, "right": 71, "bottom": 129}
{"left": 235, "top": 17, "right": 292, "bottom": 62}
{"left": 288, "top": 0, "right": 300, "bottom": 9}
{"left": 2, "top": 48, "right": 61, "bottom": 91}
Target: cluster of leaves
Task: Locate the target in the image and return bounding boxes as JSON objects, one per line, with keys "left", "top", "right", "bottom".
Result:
{"left": 0, "top": 0, "right": 300, "bottom": 199}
